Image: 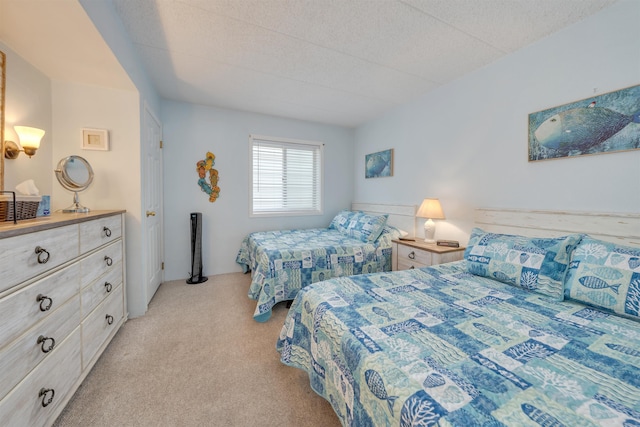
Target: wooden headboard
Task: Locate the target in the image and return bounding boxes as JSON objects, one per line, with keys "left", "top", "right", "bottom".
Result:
{"left": 475, "top": 208, "right": 640, "bottom": 249}
{"left": 352, "top": 202, "right": 416, "bottom": 237}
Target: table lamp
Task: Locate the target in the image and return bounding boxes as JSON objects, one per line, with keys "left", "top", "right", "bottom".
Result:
{"left": 416, "top": 198, "right": 445, "bottom": 243}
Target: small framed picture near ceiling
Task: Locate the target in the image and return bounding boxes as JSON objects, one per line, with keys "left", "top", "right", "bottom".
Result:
{"left": 82, "top": 128, "right": 109, "bottom": 151}
{"left": 528, "top": 84, "right": 640, "bottom": 161}
{"left": 365, "top": 148, "right": 393, "bottom": 178}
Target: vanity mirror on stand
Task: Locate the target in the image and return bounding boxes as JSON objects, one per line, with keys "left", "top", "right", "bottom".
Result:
{"left": 55, "top": 155, "right": 94, "bottom": 213}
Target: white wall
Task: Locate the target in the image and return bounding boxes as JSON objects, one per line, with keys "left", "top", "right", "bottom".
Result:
{"left": 81, "top": 0, "right": 164, "bottom": 317}
{"left": 51, "top": 81, "right": 144, "bottom": 317}
{"left": 1, "top": 42, "right": 52, "bottom": 195}
{"left": 354, "top": 0, "right": 640, "bottom": 244}
{"left": 51, "top": 81, "right": 139, "bottom": 212}
{"left": 79, "top": 0, "right": 160, "bottom": 114}
{"left": 161, "top": 101, "right": 354, "bottom": 280}
{"left": 51, "top": 80, "right": 142, "bottom": 314}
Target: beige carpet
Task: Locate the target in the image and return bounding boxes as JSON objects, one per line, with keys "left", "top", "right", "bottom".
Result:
{"left": 54, "top": 273, "right": 340, "bottom": 427}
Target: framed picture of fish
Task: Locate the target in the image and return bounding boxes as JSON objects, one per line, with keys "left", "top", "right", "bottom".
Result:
{"left": 528, "top": 84, "right": 640, "bottom": 161}
{"left": 365, "top": 149, "right": 393, "bottom": 178}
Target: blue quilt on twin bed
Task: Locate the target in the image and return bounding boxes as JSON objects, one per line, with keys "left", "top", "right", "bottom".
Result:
{"left": 236, "top": 228, "right": 396, "bottom": 322}
{"left": 276, "top": 261, "right": 640, "bottom": 426}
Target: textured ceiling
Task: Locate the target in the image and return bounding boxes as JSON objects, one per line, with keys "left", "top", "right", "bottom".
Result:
{"left": 112, "top": 0, "right": 617, "bottom": 127}
{"left": 1, "top": 0, "right": 618, "bottom": 128}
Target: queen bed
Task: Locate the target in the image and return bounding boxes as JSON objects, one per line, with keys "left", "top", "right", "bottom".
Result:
{"left": 236, "top": 203, "right": 416, "bottom": 322}
{"left": 276, "top": 208, "right": 640, "bottom": 426}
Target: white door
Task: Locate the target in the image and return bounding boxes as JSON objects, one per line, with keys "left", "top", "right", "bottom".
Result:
{"left": 143, "top": 104, "right": 163, "bottom": 304}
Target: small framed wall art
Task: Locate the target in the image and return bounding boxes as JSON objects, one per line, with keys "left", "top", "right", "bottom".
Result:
{"left": 365, "top": 148, "right": 393, "bottom": 178}
{"left": 82, "top": 128, "right": 109, "bottom": 151}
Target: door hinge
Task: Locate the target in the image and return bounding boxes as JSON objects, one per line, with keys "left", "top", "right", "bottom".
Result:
{"left": 160, "top": 140, "right": 163, "bottom": 149}
{"left": 161, "top": 262, "right": 164, "bottom": 270}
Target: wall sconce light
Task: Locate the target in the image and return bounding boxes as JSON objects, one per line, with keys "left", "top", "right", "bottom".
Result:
{"left": 4, "top": 126, "right": 45, "bottom": 159}
{"left": 416, "top": 198, "right": 446, "bottom": 243}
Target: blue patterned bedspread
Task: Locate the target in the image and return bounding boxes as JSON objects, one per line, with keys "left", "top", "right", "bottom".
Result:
{"left": 276, "top": 261, "right": 640, "bottom": 426}
{"left": 236, "top": 228, "right": 394, "bottom": 322}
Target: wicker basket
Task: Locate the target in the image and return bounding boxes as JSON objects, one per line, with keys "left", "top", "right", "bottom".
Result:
{"left": 0, "top": 195, "right": 42, "bottom": 221}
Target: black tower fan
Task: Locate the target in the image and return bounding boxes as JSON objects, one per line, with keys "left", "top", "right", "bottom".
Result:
{"left": 187, "top": 212, "right": 208, "bottom": 284}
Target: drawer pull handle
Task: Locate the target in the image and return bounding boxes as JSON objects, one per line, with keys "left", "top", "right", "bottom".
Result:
{"left": 39, "top": 388, "right": 55, "bottom": 407}
{"left": 37, "top": 335, "right": 56, "bottom": 353}
{"left": 104, "top": 256, "right": 113, "bottom": 266}
{"left": 35, "top": 246, "right": 50, "bottom": 264}
{"left": 105, "top": 282, "right": 113, "bottom": 292}
{"left": 37, "top": 294, "right": 53, "bottom": 311}
{"left": 103, "top": 226, "right": 112, "bottom": 237}
{"left": 408, "top": 251, "right": 415, "bottom": 260}
{"left": 106, "top": 314, "right": 114, "bottom": 325}
{"left": 409, "top": 265, "right": 415, "bottom": 269}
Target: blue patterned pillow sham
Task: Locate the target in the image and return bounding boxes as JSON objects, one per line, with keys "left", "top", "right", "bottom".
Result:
{"left": 564, "top": 236, "right": 640, "bottom": 320}
{"left": 345, "top": 212, "right": 388, "bottom": 243}
{"left": 464, "top": 227, "right": 581, "bottom": 300}
{"left": 329, "top": 210, "right": 356, "bottom": 233}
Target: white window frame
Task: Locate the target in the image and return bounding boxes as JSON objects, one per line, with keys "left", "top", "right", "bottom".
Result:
{"left": 249, "top": 134, "right": 324, "bottom": 217}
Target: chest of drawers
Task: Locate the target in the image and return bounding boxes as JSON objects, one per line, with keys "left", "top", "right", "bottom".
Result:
{"left": 392, "top": 239, "right": 465, "bottom": 270}
{"left": 0, "top": 211, "right": 126, "bottom": 427}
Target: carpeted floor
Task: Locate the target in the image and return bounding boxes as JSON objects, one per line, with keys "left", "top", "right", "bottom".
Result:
{"left": 54, "top": 272, "right": 340, "bottom": 427}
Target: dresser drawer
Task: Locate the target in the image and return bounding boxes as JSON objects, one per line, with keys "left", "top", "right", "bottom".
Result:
{"left": 0, "top": 295, "right": 80, "bottom": 401}
{"left": 82, "top": 284, "right": 123, "bottom": 369}
{"left": 0, "top": 224, "right": 79, "bottom": 293}
{"left": 81, "top": 261, "right": 123, "bottom": 317}
{"left": 79, "top": 241, "right": 123, "bottom": 289}
{"left": 0, "top": 211, "right": 125, "bottom": 427}
{"left": 397, "top": 258, "right": 429, "bottom": 270}
{"left": 0, "top": 263, "right": 80, "bottom": 348}
{"left": 397, "top": 244, "right": 432, "bottom": 266}
{"left": 0, "top": 328, "right": 81, "bottom": 427}
{"left": 79, "top": 215, "right": 122, "bottom": 254}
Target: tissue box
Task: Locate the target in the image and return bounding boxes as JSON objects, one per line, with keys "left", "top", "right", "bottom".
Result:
{"left": 0, "top": 195, "right": 42, "bottom": 221}
{"left": 36, "top": 195, "right": 50, "bottom": 217}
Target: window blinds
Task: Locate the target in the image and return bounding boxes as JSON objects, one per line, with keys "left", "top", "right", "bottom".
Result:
{"left": 250, "top": 135, "right": 323, "bottom": 216}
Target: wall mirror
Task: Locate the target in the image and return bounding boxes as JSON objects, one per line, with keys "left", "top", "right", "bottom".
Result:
{"left": 1, "top": 50, "right": 6, "bottom": 191}
{"left": 55, "top": 155, "right": 94, "bottom": 213}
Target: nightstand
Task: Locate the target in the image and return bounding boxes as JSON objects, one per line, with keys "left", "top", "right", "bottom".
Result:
{"left": 392, "top": 239, "right": 465, "bottom": 271}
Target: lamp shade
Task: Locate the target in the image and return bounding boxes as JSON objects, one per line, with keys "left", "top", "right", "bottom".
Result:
{"left": 15, "top": 126, "right": 45, "bottom": 150}
{"left": 416, "top": 198, "right": 445, "bottom": 220}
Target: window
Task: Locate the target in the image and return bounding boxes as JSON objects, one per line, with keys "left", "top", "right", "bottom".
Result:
{"left": 250, "top": 134, "right": 323, "bottom": 217}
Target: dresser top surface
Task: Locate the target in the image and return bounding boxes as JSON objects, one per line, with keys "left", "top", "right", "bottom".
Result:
{"left": 0, "top": 210, "right": 125, "bottom": 239}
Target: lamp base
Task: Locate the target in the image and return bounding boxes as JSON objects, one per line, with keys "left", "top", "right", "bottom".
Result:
{"left": 424, "top": 219, "right": 436, "bottom": 243}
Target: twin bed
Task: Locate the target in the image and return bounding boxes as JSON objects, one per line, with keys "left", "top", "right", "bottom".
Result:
{"left": 242, "top": 207, "right": 640, "bottom": 426}
{"left": 236, "top": 203, "right": 416, "bottom": 322}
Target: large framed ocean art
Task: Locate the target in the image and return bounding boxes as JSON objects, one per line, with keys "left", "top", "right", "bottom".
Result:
{"left": 528, "top": 85, "right": 640, "bottom": 161}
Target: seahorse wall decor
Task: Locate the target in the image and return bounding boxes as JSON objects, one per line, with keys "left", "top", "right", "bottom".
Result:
{"left": 196, "top": 152, "right": 220, "bottom": 202}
